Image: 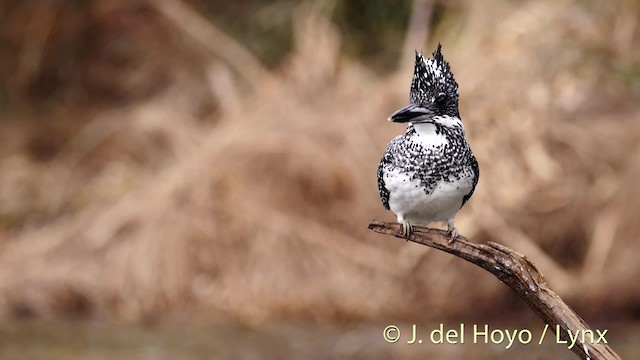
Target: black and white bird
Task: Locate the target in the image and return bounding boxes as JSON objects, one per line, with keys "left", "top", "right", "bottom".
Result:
{"left": 377, "top": 44, "right": 479, "bottom": 242}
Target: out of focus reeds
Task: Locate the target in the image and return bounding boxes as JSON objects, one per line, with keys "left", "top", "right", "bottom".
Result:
{"left": 0, "top": 0, "right": 638, "bottom": 323}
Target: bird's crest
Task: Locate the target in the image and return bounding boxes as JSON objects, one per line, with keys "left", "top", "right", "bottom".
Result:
{"left": 410, "top": 44, "right": 459, "bottom": 106}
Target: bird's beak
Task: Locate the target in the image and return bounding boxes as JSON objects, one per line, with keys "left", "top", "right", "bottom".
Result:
{"left": 388, "top": 104, "right": 431, "bottom": 123}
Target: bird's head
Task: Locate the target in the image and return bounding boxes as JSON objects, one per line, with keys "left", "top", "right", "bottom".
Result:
{"left": 389, "top": 44, "right": 460, "bottom": 124}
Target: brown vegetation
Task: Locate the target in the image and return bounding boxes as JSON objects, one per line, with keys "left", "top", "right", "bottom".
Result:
{"left": 0, "top": 0, "right": 638, "bottom": 324}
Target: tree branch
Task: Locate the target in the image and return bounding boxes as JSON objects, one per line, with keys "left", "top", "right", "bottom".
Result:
{"left": 368, "top": 220, "right": 621, "bottom": 360}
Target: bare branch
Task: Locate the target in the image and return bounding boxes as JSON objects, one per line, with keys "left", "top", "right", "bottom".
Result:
{"left": 368, "top": 220, "right": 621, "bottom": 360}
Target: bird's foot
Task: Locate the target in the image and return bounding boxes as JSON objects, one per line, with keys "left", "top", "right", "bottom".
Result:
{"left": 447, "top": 227, "right": 459, "bottom": 243}
{"left": 446, "top": 220, "right": 458, "bottom": 243}
{"left": 400, "top": 220, "right": 413, "bottom": 239}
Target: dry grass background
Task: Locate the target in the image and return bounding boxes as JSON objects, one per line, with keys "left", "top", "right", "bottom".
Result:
{"left": 0, "top": 0, "right": 639, "bottom": 325}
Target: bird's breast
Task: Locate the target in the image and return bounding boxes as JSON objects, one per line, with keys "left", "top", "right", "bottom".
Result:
{"left": 383, "top": 167, "right": 473, "bottom": 224}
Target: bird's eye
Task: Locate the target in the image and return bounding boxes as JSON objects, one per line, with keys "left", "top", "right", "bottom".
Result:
{"left": 435, "top": 93, "right": 447, "bottom": 107}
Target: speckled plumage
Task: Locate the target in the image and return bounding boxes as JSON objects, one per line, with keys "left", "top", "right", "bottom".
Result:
{"left": 377, "top": 44, "right": 479, "bottom": 240}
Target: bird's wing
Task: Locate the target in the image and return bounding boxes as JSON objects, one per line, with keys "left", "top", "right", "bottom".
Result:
{"left": 461, "top": 154, "right": 479, "bottom": 208}
{"left": 377, "top": 153, "right": 392, "bottom": 210}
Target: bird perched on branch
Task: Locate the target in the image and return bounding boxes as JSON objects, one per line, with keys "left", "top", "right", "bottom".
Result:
{"left": 377, "top": 44, "right": 479, "bottom": 242}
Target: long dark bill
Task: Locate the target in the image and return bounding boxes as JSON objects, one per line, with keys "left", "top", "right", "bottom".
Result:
{"left": 388, "top": 104, "right": 431, "bottom": 123}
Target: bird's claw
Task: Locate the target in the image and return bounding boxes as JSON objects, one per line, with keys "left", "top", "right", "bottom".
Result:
{"left": 401, "top": 220, "right": 413, "bottom": 239}
{"left": 447, "top": 227, "right": 458, "bottom": 243}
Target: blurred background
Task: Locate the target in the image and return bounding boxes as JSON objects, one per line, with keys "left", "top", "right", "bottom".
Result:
{"left": 0, "top": 0, "right": 639, "bottom": 358}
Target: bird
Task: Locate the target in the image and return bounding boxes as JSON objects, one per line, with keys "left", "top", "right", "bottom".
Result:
{"left": 377, "top": 44, "right": 479, "bottom": 242}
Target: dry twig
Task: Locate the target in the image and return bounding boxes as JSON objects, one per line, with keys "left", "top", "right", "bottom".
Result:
{"left": 368, "top": 220, "right": 621, "bottom": 360}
